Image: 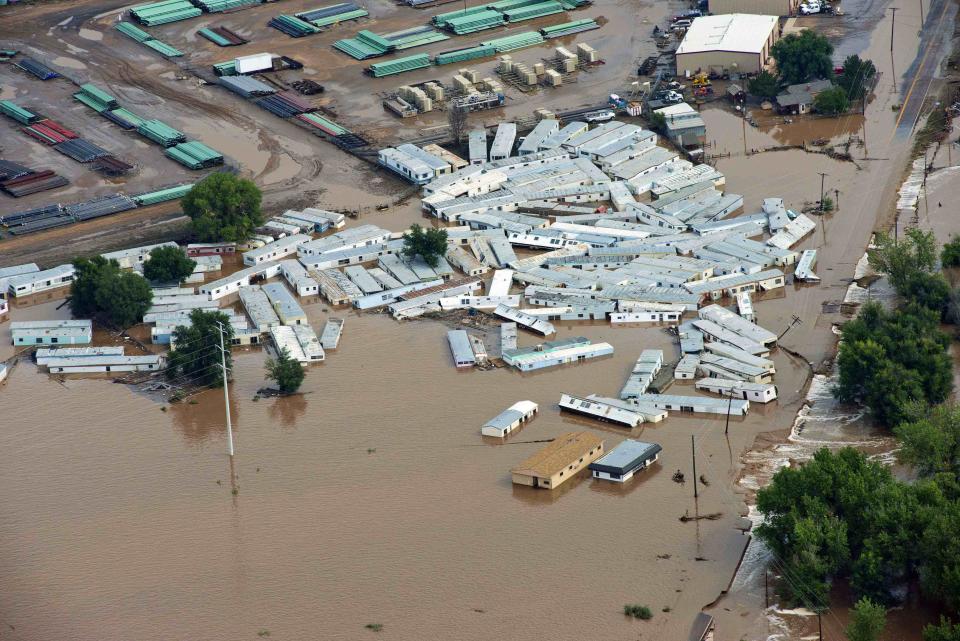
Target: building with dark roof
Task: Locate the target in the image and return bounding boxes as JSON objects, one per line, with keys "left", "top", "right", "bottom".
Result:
{"left": 589, "top": 439, "right": 662, "bottom": 483}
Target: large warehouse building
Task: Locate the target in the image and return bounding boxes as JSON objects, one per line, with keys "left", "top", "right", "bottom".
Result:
{"left": 708, "top": 0, "right": 798, "bottom": 16}
{"left": 675, "top": 14, "right": 780, "bottom": 76}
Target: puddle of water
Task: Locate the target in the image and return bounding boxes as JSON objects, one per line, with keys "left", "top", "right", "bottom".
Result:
{"left": 51, "top": 56, "right": 87, "bottom": 70}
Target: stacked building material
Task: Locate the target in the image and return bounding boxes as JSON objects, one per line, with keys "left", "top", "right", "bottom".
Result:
{"left": 115, "top": 21, "right": 153, "bottom": 41}
{"left": 367, "top": 53, "right": 431, "bottom": 77}
{"left": 444, "top": 9, "right": 504, "bottom": 34}
{"left": 141, "top": 38, "right": 184, "bottom": 57}
{"left": 213, "top": 60, "right": 238, "bottom": 76}
{"left": 6, "top": 214, "right": 73, "bottom": 234}
{"left": 21, "top": 119, "right": 79, "bottom": 145}
{"left": 0, "top": 170, "right": 69, "bottom": 197}
{"left": 501, "top": 0, "right": 564, "bottom": 22}
{"left": 14, "top": 57, "right": 59, "bottom": 80}
{"left": 133, "top": 183, "right": 194, "bottom": 205}
{"left": 255, "top": 93, "right": 309, "bottom": 118}
{"left": 333, "top": 29, "right": 395, "bottom": 59}
{"left": 382, "top": 26, "right": 449, "bottom": 50}
{"left": 137, "top": 119, "right": 186, "bottom": 146}
{"left": 480, "top": 30, "right": 545, "bottom": 52}
{"left": 130, "top": 0, "right": 201, "bottom": 25}
{"left": 539, "top": 17, "right": 598, "bottom": 37}
{"left": 432, "top": 6, "right": 493, "bottom": 28}
{"left": 296, "top": 112, "right": 349, "bottom": 136}
{"left": 198, "top": 26, "right": 248, "bottom": 46}
{"left": 297, "top": 3, "right": 368, "bottom": 26}
{"left": 192, "top": 0, "right": 260, "bottom": 11}
{"left": 164, "top": 141, "right": 224, "bottom": 168}
{"left": 0, "top": 161, "right": 32, "bottom": 182}
{"left": 92, "top": 156, "right": 135, "bottom": 176}
{"left": 0, "top": 100, "right": 40, "bottom": 124}
{"left": 268, "top": 14, "right": 321, "bottom": 37}
{"left": 434, "top": 44, "right": 496, "bottom": 65}
{"left": 0, "top": 203, "right": 64, "bottom": 228}
{"left": 72, "top": 84, "right": 119, "bottom": 112}
{"left": 65, "top": 195, "right": 137, "bottom": 221}
{"left": 105, "top": 107, "right": 146, "bottom": 129}
{"left": 219, "top": 75, "right": 276, "bottom": 97}
{"left": 53, "top": 139, "right": 111, "bottom": 163}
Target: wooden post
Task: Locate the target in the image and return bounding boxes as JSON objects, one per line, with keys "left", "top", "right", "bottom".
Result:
{"left": 691, "top": 434, "right": 698, "bottom": 498}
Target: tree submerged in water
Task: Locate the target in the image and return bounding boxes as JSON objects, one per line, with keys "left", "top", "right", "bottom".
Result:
{"left": 265, "top": 347, "right": 305, "bottom": 394}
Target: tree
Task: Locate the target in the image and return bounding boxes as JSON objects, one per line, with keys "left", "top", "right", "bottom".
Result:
{"left": 924, "top": 618, "right": 960, "bottom": 641}
{"left": 143, "top": 245, "right": 196, "bottom": 284}
{"left": 814, "top": 86, "right": 850, "bottom": 115}
{"left": 265, "top": 347, "right": 305, "bottom": 394}
{"left": 834, "top": 301, "right": 952, "bottom": 427}
{"left": 402, "top": 224, "right": 448, "bottom": 268}
{"left": 941, "top": 236, "right": 960, "bottom": 267}
{"left": 918, "top": 500, "right": 960, "bottom": 611}
{"left": 448, "top": 107, "right": 468, "bottom": 145}
{"left": 837, "top": 55, "right": 877, "bottom": 102}
{"left": 649, "top": 111, "right": 667, "bottom": 133}
{"left": 166, "top": 309, "right": 233, "bottom": 388}
{"left": 70, "top": 256, "right": 153, "bottom": 329}
{"left": 868, "top": 228, "right": 938, "bottom": 293}
{"left": 181, "top": 172, "right": 263, "bottom": 243}
{"left": 771, "top": 30, "right": 834, "bottom": 84}
{"left": 895, "top": 403, "right": 960, "bottom": 481}
{"left": 901, "top": 271, "right": 950, "bottom": 315}
{"left": 846, "top": 597, "right": 886, "bottom": 641}
{"left": 748, "top": 70, "right": 781, "bottom": 99}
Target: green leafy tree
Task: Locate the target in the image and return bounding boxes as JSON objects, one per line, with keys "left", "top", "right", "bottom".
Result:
{"left": 868, "top": 228, "right": 938, "bottom": 293}
{"left": 941, "top": 236, "right": 960, "bottom": 267}
{"left": 902, "top": 271, "right": 951, "bottom": 315}
{"left": 814, "top": 86, "right": 850, "bottom": 115}
{"left": 919, "top": 500, "right": 960, "bottom": 611}
{"left": 649, "top": 111, "right": 667, "bottom": 133}
{"left": 835, "top": 301, "right": 952, "bottom": 427}
{"left": 70, "top": 256, "right": 153, "bottom": 329}
{"left": 402, "top": 224, "right": 449, "bottom": 268}
{"left": 265, "top": 347, "right": 305, "bottom": 394}
{"left": 771, "top": 31, "right": 834, "bottom": 84}
{"left": 143, "top": 245, "right": 196, "bottom": 284}
{"left": 167, "top": 309, "right": 233, "bottom": 388}
{"left": 182, "top": 172, "right": 264, "bottom": 243}
{"left": 924, "top": 618, "right": 960, "bottom": 641}
{"left": 837, "top": 55, "right": 877, "bottom": 101}
{"left": 748, "top": 70, "right": 781, "bottom": 99}
{"left": 846, "top": 598, "right": 886, "bottom": 641}
{"left": 895, "top": 403, "right": 960, "bottom": 481}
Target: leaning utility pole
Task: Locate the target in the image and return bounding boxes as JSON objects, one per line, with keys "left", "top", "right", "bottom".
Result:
{"left": 691, "top": 435, "right": 698, "bottom": 499}
{"left": 217, "top": 321, "right": 235, "bottom": 458}
{"left": 818, "top": 172, "right": 828, "bottom": 209}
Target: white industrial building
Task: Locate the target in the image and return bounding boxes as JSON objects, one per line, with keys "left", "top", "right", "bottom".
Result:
{"left": 481, "top": 400, "right": 539, "bottom": 437}
{"left": 675, "top": 14, "right": 780, "bottom": 75}
{"left": 6, "top": 264, "right": 76, "bottom": 297}
{"left": 695, "top": 378, "right": 778, "bottom": 403}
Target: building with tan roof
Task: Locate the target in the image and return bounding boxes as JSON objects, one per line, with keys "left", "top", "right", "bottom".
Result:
{"left": 511, "top": 431, "right": 605, "bottom": 489}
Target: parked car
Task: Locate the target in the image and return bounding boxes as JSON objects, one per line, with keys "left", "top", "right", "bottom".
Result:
{"left": 672, "top": 19, "right": 692, "bottom": 30}
{"left": 655, "top": 90, "right": 683, "bottom": 104}
{"left": 799, "top": 1, "right": 820, "bottom": 14}
{"left": 585, "top": 110, "right": 616, "bottom": 123}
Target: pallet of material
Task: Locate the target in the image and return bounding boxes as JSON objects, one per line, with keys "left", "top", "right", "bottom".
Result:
{"left": 164, "top": 141, "right": 224, "bottom": 169}
{"left": 539, "top": 17, "right": 598, "bottom": 37}
{"left": 0, "top": 100, "right": 40, "bottom": 125}
{"left": 367, "top": 53, "right": 431, "bottom": 77}
{"left": 198, "top": 26, "right": 248, "bottom": 46}
{"left": 92, "top": 156, "right": 134, "bottom": 176}
{"left": 53, "top": 138, "right": 111, "bottom": 163}
{"left": 14, "top": 57, "right": 59, "bottom": 80}
{"left": 0, "top": 170, "right": 69, "bottom": 197}
{"left": 130, "top": 0, "right": 202, "bottom": 26}
{"left": 137, "top": 119, "right": 187, "bottom": 146}
{"left": 73, "top": 84, "right": 119, "bottom": 112}
{"left": 269, "top": 14, "right": 321, "bottom": 37}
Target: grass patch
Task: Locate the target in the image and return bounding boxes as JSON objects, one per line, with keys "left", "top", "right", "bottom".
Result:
{"left": 912, "top": 104, "right": 951, "bottom": 156}
{"left": 624, "top": 604, "right": 653, "bottom": 619}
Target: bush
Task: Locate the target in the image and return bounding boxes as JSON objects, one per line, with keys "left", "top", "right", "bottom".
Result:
{"left": 748, "top": 70, "right": 781, "bottom": 100}
{"left": 623, "top": 604, "right": 653, "bottom": 619}
{"left": 771, "top": 31, "right": 834, "bottom": 84}
{"left": 941, "top": 237, "right": 960, "bottom": 267}
{"left": 814, "top": 86, "right": 850, "bottom": 115}
{"left": 182, "top": 172, "right": 263, "bottom": 243}
{"left": 143, "top": 245, "right": 196, "bottom": 284}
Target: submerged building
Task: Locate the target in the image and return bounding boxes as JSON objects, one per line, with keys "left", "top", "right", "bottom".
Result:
{"left": 511, "top": 431, "right": 605, "bottom": 489}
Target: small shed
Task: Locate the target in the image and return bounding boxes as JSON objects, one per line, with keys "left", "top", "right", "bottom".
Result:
{"left": 481, "top": 400, "right": 538, "bottom": 437}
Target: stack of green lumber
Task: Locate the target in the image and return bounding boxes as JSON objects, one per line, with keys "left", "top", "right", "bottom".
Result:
{"left": 130, "top": 0, "right": 201, "bottom": 26}
{"left": 137, "top": 119, "right": 186, "bottom": 146}
{"left": 501, "top": 1, "right": 564, "bottom": 22}
{"left": 479, "top": 30, "right": 544, "bottom": 52}
{"left": 133, "top": 183, "right": 194, "bottom": 205}
{"left": 367, "top": 53, "right": 431, "bottom": 77}
{"left": 434, "top": 44, "right": 496, "bottom": 65}
{"left": 540, "top": 18, "right": 598, "bottom": 37}
{"left": 164, "top": 141, "right": 224, "bottom": 168}
{"left": 193, "top": 0, "right": 260, "bottom": 12}
{"left": 333, "top": 29, "right": 395, "bottom": 59}
{"left": 0, "top": 100, "right": 40, "bottom": 124}
{"left": 73, "top": 84, "right": 119, "bottom": 112}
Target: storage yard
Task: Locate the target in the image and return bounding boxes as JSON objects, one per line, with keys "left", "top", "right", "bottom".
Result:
{"left": 0, "top": 0, "right": 957, "bottom": 638}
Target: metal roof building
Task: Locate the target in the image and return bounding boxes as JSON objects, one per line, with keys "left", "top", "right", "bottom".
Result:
{"left": 481, "top": 400, "right": 538, "bottom": 437}
{"left": 517, "top": 119, "right": 559, "bottom": 155}
{"left": 633, "top": 392, "right": 750, "bottom": 416}
{"left": 559, "top": 393, "right": 643, "bottom": 427}
{"left": 489, "top": 122, "right": 518, "bottom": 161}
{"left": 447, "top": 329, "right": 476, "bottom": 368}
{"left": 468, "top": 129, "right": 488, "bottom": 165}
{"left": 510, "top": 431, "right": 605, "bottom": 489}
{"left": 6, "top": 264, "right": 76, "bottom": 297}
{"left": 675, "top": 14, "right": 780, "bottom": 75}
{"left": 243, "top": 234, "right": 310, "bottom": 266}
{"left": 320, "top": 318, "right": 344, "bottom": 349}
{"left": 11, "top": 319, "right": 92, "bottom": 346}
{"left": 239, "top": 285, "right": 281, "bottom": 332}
{"left": 262, "top": 282, "right": 308, "bottom": 325}
{"left": 589, "top": 439, "right": 662, "bottom": 483}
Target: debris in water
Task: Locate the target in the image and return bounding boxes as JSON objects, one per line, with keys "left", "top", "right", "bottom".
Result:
{"left": 699, "top": 475, "right": 710, "bottom": 486}
{"left": 672, "top": 470, "right": 685, "bottom": 483}
{"left": 679, "top": 512, "right": 723, "bottom": 522}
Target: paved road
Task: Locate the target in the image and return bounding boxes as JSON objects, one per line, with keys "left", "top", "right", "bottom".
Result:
{"left": 894, "top": 0, "right": 958, "bottom": 137}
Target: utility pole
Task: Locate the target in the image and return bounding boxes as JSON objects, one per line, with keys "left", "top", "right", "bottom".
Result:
{"left": 818, "top": 611, "right": 823, "bottom": 641}
{"left": 764, "top": 569, "right": 769, "bottom": 608}
{"left": 779, "top": 314, "right": 802, "bottom": 340}
{"left": 817, "top": 172, "right": 828, "bottom": 210}
{"left": 889, "top": 7, "right": 899, "bottom": 51}
{"left": 920, "top": 0, "right": 924, "bottom": 26}
{"left": 724, "top": 389, "right": 734, "bottom": 435}
{"left": 691, "top": 435, "right": 698, "bottom": 499}
{"left": 217, "top": 321, "right": 235, "bottom": 458}
{"left": 834, "top": 188, "right": 840, "bottom": 212}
